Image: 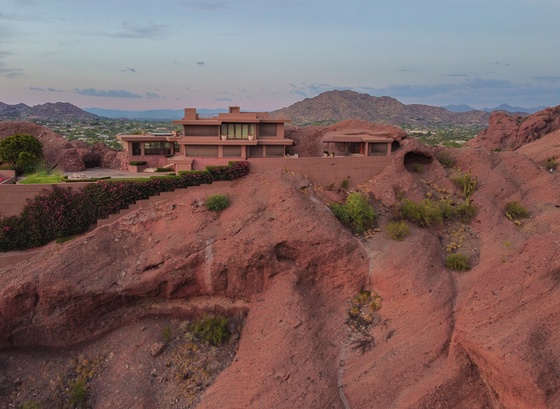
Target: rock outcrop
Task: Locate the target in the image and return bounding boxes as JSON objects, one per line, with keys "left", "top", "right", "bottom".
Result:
{"left": 0, "top": 121, "right": 121, "bottom": 171}
{"left": 466, "top": 105, "right": 560, "bottom": 150}
{"left": 0, "top": 129, "right": 559, "bottom": 408}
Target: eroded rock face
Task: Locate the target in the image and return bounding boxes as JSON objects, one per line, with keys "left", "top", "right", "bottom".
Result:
{"left": 0, "top": 121, "right": 122, "bottom": 171}
{"left": 466, "top": 105, "right": 560, "bottom": 150}
{"left": 1, "top": 133, "right": 559, "bottom": 408}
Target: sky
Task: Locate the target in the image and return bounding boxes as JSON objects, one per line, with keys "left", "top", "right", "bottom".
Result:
{"left": 1, "top": 0, "right": 559, "bottom": 112}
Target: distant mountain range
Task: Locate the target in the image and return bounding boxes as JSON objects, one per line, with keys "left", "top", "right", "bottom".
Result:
{"left": 271, "top": 90, "right": 491, "bottom": 127}
{"left": 443, "top": 103, "right": 547, "bottom": 114}
{"left": 0, "top": 95, "right": 550, "bottom": 127}
{"left": 0, "top": 102, "right": 98, "bottom": 121}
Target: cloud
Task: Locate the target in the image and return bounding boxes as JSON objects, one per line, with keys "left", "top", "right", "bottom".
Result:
{"left": 29, "top": 86, "right": 64, "bottom": 92}
{"left": 0, "top": 50, "right": 24, "bottom": 78}
{"left": 215, "top": 97, "right": 233, "bottom": 102}
{"left": 145, "top": 92, "right": 161, "bottom": 99}
{"left": 112, "top": 21, "right": 166, "bottom": 39}
{"left": 534, "top": 76, "right": 560, "bottom": 83}
{"left": 288, "top": 83, "right": 345, "bottom": 98}
{"left": 74, "top": 88, "right": 143, "bottom": 98}
{"left": 179, "top": 1, "right": 228, "bottom": 11}
{"left": 119, "top": 67, "right": 137, "bottom": 73}
{"left": 196, "top": 61, "right": 205, "bottom": 66}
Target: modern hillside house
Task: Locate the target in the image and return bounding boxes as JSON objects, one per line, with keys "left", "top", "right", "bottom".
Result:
{"left": 117, "top": 106, "right": 293, "bottom": 172}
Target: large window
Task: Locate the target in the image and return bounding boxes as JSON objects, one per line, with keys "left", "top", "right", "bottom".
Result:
{"left": 144, "top": 142, "right": 172, "bottom": 156}
{"left": 185, "top": 125, "right": 219, "bottom": 137}
{"left": 259, "top": 123, "right": 277, "bottom": 137}
{"left": 223, "top": 145, "right": 242, "bottom": 157}
{"left": 221, "top": 123, "right": 255, "bottom": 139}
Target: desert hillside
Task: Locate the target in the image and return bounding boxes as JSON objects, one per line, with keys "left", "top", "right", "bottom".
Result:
{"left": 271, "top": 90, "right": 490, "bottom": 127}
{"left": 0, "top": 121, "right": 559, "bottom": 407}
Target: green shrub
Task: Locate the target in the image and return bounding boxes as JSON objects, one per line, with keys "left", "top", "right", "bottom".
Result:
{"left": 505, "top": 201, "right": 529, "bottom": 220}
{"left": 190, "top": 315, "right": 231, "bottom": 346}
{"left": 330, "top": 192, "right": 376, "bottom": 234}
{"left": 444, "top": 253, "right": 471, "bottom": 271}
{"left": 436, "top": 150, "right": 456, "bottom": 168}
{"left": 452, "top": 172, "right": 477, "bottom": 204}
{"left": 341, "top": 178, "right": 349, "bottom": 189}
{"left": 411, "top": 163, "right": 424, "bottom": 173}
{"left": 205, "top": 194, "right": 231, "bottom": 211}
{"left": 162, "top": 325, "right": 172, "bottom": 342}
{"left": 129, "top": 161, "right": 147, "bottom": 166}
{"left": 19, "top": 401, "right": 40, "bottom": 409}
{"left": 385, "top": 220, "right": 410, "bottom": 240}
{"left": 400, "top": 198, "right": 444, "bottom": 227}
{"left": 68, "top": 378, "right": 88, "bottom": 408}
{"left": 544, "top": 157, "right": 557, "bottom": 171}
{"left": 400, "top": 198, "right": 477, "bottom": 227}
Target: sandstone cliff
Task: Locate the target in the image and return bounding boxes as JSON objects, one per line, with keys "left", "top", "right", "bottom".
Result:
{"left": 466, "top": 105, "right": 560, "bottom": 150}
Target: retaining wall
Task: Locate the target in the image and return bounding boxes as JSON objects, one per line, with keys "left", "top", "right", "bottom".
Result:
{"left": 0, "top": 156, "right": 393, "bottom": 219}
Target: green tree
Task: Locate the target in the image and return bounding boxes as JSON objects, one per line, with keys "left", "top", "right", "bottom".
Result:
{"left": 0, "top": 133, "right": 43, "bottom": 175}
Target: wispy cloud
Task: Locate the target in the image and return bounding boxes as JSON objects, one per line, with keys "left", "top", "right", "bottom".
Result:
{"left": 74, "top": 88, "right": 143, "bottom": 98}
{"left": 120, "top": 67, "right": 137, "bottom": 73}
{"left": 29, "top": 86, "right": 64, "bottom": 92}
{"left": 288, "top": 83, "right": 345, "bottom": 97}
{"left": 0, "top": 50, "right": 23, "bottom": 78}
{"left": 111, "top": 21, "right": 166, "bottom": 39}
{"left": 179, "top": 1, "right": 228, "bottom": 11}
{"left": 196, "top": 61, "right": 205, "bottom": 66}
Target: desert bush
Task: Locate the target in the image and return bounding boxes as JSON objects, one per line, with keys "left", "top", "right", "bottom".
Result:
{"left": 341, "top": 178, "right": 349, "bottom": 189}
{"left": 19, "top": 401, "right": 40, "bottom": 409}
{"left": 504, "top": 201, "right": 529, "bottom": 220}
{"left": 544, "top": 157, "right": 557, "bottom": 171}
{"left": 400, "top": 198, "right": 476, "bottom": 227}
{"left": 444, "top": 253, "right": 471, "bottom": 271}
{"left": 162, "top": 325, "right": 172, "bottom": 342}
{"left": 411, "top": 163, "right": 424, "bottom": 173}
{"left": 385, "top": 220, "right": 410, "bottom": 240}
{"left": 205, "top": 194, "right": 231, "bottom": 211}
{"left": 190, "top": 315, "right": 231, "bottom": 346}
{"left": 129, "top": 160, "right": 147, "bottom": 166}
{"left": 400, "top": 198, "right": 444, "bottom": 227}
{"left": 330, "top": 192, "right": 376, "bottom": 234}
{"left": 452, "top": 172, "right": 477, "bottom": 204}
{"left": 436, "top": 150, "right": 456, "bottom": 168}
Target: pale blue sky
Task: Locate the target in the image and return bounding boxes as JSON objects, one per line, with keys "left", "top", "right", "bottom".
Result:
{"left": 1, "top": 0, "right": 559, "bottom": 111}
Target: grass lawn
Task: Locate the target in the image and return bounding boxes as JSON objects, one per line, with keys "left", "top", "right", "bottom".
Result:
{"left": 18, "top": 173, "right": 66, "bottom": 184}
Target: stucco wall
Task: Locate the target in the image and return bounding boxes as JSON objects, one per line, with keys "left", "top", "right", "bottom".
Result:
{"left": 248, "top": 156, "right": 392, "bottom": 187}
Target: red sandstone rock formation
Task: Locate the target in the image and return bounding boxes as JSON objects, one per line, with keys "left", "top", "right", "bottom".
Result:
{"left": 466, "top": 105, "right": 560, "bottom": 150}
{"left": 0, "top": 130, "right": 559, "bottom": 408}
{"left": 0, "top": 121, "right": 121, "bottom": 171}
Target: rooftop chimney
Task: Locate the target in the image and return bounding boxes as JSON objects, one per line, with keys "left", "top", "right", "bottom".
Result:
{"left": 229, "top": 106, "right": 240, "bottom": 114}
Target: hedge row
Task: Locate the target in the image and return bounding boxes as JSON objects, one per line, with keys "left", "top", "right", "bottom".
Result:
{"left": 0, "top": 161, "right": 249, "bottom": 251}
